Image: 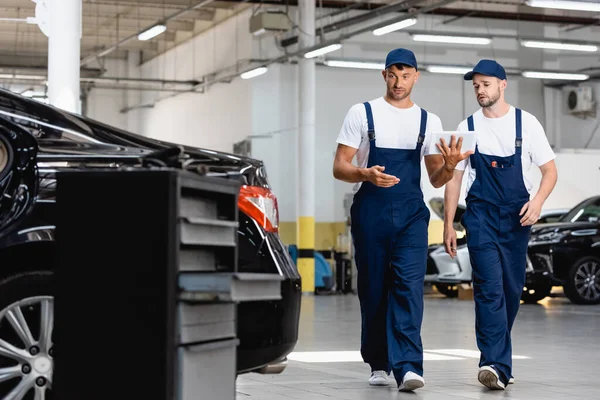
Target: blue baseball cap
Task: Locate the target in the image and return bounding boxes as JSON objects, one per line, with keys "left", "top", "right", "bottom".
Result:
{"left": 385, "top": 48, "right": 418, "bottom": 70}
{"left": 463, "top": 59, "right": 506, "bottom": 81}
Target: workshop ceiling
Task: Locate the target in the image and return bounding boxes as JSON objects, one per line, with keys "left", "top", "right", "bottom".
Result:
{"left": 0, "top": 0, "right": 598, "bottom": 74}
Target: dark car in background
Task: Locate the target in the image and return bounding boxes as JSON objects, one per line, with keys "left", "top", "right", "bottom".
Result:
{"left": 0, "top": 88, "right": 301, "bottom": 398}
{"left": 528, "top": 195, "right": 600, "bottom": 304}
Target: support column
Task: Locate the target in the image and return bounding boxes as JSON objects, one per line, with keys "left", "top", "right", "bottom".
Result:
{"left": 297, "top": 0, "right": 315, "bottom": 293}
{"left": 48, "top": 0, "right": 82, "bottom": 113}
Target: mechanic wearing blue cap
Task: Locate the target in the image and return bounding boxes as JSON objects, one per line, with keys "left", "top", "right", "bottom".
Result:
{"left": 443, "top": 59, "right": 558, "bottom": 390}
{"left": 333, "top": 48, "right": 471, "bottom": 392}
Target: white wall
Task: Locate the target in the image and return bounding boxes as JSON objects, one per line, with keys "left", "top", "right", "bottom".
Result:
{"left": 85, "top": 59, "right": 128, "bottom": 130}
{"left": 125, "top": 7, "right": 256, "bottom": 152}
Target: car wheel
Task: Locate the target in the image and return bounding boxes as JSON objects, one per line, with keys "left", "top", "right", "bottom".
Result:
{"left": 0, "top": 271, "right": 54, "bottom": 399}
{"left": 434, "top": 283, "right": 458, "bottom": 298}
{"left": 564, "top": 257, "right": 600, "bottom": 305}
{"left": 521, "top": 282, "right": 552, "bottom": 304}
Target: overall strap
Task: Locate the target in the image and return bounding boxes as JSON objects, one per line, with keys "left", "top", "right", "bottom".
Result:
{"left": 467, "top": 115, "right": 474, "bottom": 131}
{"left": 417, "top": 108, "right": 428, "bottom": 147}
{"left": 363, "top": 102, "right": 375, "bottom": 141}
{"left": 515, "top": 108, "right": 523, "bottom": 155}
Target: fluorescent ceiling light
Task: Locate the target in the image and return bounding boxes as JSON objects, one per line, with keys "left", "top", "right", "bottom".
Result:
{"left": 412, "top": 34, "right": 491, "bottom": 45}
{"left": 138, "top": 24, "right": 167, "bottom": 41}
{"left": 426, "top": 65, "right": 472, "bottom": 74}
{"left": 304, "top": 44, "right": 342, "bottom": 59}
{"left": 526, "top": 0, "right": 600, "bottom": 12}
{"left": 521, "top": 40, "right": 598, "bottom": 52}
{"left": 240, "top": 66, "right": 268, "bottom": 79}
{"left": 522, "top": 71, "right": 589, "bottom": 80}
{"left": 324, "top": 60, "right": 384, "bottom": 70}
{"left": 373, "top": 18, "right": 417, "bottom": 36}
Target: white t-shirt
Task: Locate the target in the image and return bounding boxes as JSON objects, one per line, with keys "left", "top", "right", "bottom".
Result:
{"left": 336, "top": 97, "right": 443, "bottom": 192}
{"left": 455, "top": 106, "right": 555, "bottom": 195}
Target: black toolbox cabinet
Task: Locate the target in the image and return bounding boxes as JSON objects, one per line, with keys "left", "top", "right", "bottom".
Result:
{"left": 52, "top": 168, "right": 282, "bottom": 400}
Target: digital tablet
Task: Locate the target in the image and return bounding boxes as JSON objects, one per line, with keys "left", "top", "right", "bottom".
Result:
{"left": 428, "top": 131, "right": 477, "bottom": 155}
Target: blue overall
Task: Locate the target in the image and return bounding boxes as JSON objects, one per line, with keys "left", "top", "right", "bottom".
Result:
{"left": 461, "top": 108, "right": 531, "bottom": 386}
{"left": 350, "top": 102, "right": 430, "bottom": 383}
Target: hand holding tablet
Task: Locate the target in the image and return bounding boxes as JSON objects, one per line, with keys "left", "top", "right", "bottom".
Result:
{"left": 429, "top": 131, "right": 476, "bottom": 169}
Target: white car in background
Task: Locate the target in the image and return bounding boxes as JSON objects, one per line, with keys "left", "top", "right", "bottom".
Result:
{"left": 425, "top": 197, "right": 569, "bottom": 302}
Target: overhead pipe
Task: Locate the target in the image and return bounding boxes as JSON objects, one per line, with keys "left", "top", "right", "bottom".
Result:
{"left": 280, "top": 0, "right": 427, "bottom": 47}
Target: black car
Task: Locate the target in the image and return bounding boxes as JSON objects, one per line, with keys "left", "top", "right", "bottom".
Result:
{"left": 0, "top": 88, "right": 301, "bottom": 398}
{"left": 528, "top": 195, "right": 600, "bottom": 305}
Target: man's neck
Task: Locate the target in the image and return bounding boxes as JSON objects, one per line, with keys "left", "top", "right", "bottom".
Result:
{"left": 482, "top": 100, "right": 510, "bottom": 118}
{"left": 384, "top": 94, "right": 414, "bottom": 109}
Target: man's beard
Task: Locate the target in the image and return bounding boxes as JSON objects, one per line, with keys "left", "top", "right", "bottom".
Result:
{"left": 478, "top": 90, "right": 500, "bottom": 107}
{"left": 388, "top": 87, "right": 411, "bottom": 101}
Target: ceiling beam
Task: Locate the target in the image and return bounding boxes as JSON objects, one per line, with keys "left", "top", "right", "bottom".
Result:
{"left": 80, "top": 0, "right": 215, "bottom": 66}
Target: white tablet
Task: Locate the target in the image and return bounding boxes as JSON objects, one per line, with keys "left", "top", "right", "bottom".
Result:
{"left": 428, "top": 131, "right": 477, "bottom": 155}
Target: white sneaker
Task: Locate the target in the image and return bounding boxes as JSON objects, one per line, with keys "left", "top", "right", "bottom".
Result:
{"left": 478, "top": 366, "right": 506, "bottom": 390}
{"left": 398, "top": 371, "right": 425, "bottom": 392}
{"left": 368, "top": 370, "right": 389, "bottom": 386}
{"left": 509, "top": 376, "right": 515, "bottom": 384}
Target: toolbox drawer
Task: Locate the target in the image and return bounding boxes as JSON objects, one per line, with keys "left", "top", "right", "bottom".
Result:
{"left": 178, "top": 272, "right": 283, "bottom": 302}
{"left": 178, "top": 303, "right": 235, "bottom": 344}
{"left": 180, "top": 217, "right": 238, "bottom": 247}
{"left": 177, "top": 339, "right": 238, "bottom": 400}
{"left": 179, "top": 196, "right": 218, "bottom": 219}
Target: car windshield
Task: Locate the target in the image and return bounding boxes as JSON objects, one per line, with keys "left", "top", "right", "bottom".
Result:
{"left": 560, "top": 197, "right": 600, "bottom": 223}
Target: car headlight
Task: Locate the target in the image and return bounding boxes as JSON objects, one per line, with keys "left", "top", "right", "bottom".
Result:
{"left": 529, "top": 230, "right": 570, "bottom": 245}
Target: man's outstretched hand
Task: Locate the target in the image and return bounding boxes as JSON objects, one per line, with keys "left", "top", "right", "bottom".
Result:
{"left": 437, "top": 135, "right": 474, "bottom": 171}
{"left": 364, "top": 165, "right": 400, "bottom": 187}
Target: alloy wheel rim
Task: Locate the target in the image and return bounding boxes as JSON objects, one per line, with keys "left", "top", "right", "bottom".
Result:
{"left": 574, "top": 262, "right": 600, "bottom": 301}
{"left": 0, "top": 296, "right": 53, "bottom": 400}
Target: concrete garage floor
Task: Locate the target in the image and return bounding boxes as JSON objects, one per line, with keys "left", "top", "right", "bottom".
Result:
{"left": 236, "top": 288, "right": 600, "bottom": 399}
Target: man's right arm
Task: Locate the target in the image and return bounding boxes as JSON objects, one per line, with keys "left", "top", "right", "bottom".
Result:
{"left": 333, "top": 144, "right": 399, "bottom": 187}
{"left": 443, "top": 169, "right": 464, "bottom": 258}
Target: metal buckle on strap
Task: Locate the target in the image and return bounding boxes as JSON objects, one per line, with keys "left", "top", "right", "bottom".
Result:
{"left": 417, "top": 135, "right": 425, "bottom": 144}
{"left": 368, "top": 130, "right": 375, "bottom": 141}
{"left": 515, "top": 138, "right": 522, "bottom": 148}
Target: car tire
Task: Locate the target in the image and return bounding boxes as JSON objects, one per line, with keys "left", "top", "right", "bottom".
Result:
{"left": 564, "top": 256, "right": 600, "bottom": 305}
{"left": 434, "top": 283, "right": 459, "bottom": 298}
{"left": 521, "top": 282, "right": 552, "bottom": 304}
{"left": 0, "top": 271, "right": 54, "bottom": 399}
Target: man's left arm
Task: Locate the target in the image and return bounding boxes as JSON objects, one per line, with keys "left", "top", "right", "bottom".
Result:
{"left": 519, "top": 159, "right": 558, "bottom": 226}
{"left": 519, "top": 117, "right": 559, "bottom": 226}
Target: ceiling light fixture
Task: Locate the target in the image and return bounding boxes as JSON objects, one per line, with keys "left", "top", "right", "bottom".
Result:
{"left": 138, "top": 24, "right": 167, "bottom": 41}
{"left": 412, "top": 34, "right": 491, "bottom": 45}
{"left": 522, "top": 71, "right": 589, "bottom": 80}
{"left": 304, "top": 43, "right": 342, "bottom": 59}
{"left": 373, "top": 18, "right": 418, "bottom": 36}
{"left": 521, "top": 40, "right": 598, "bottom": 52}
{"left": 324, "top": 60, "right": 385, "bottom": 70}
{"left": 526, "top": 0, "right": 600, "bottom": 12}
{"left": 426, "top": 65, "right": 472, "bottom": 74}
{"left": 240, "top": 66, "right": 268, "bottom": 79}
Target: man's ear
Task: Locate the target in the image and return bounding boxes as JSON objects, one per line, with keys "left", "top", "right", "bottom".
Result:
{"left": 415, "top": 70, "right": 420, "bottom": 83}
{"left": 382, "top": 69, "right": 387, "bottom": 81}
{"left": 500, "top": 78, "right": 507, "bottom": 91}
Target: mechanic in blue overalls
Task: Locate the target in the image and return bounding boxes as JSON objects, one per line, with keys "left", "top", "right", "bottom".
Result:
{"left": 443, "top": 60, "right": 558, "bottom": 390}
{"left": 333, "top": 48, "right": 472, "bottom": 392}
